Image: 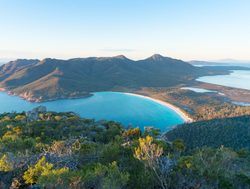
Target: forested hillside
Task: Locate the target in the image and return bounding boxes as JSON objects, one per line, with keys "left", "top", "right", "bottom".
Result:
{"left": 165, "top": 115, "right": 250, "bottom": 152}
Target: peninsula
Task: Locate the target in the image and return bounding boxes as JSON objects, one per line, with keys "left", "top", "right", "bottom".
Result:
{"left": 0, "top": 54, "right": 227, "bottom": 102}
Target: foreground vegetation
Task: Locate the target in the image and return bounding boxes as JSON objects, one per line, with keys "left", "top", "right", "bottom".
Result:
{"left": 0, "top": 108, "right": 249, "bottom": 188}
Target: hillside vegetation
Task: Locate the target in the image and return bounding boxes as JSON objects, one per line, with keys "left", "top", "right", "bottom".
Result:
{"left": 165, "top": 115, "right": 250, "bottom": 152}
{"left": 0, "top": 55, "right": 225, "bottom": 102}
{"left": 0, "top": 108, "right": 249, "bottom": 189}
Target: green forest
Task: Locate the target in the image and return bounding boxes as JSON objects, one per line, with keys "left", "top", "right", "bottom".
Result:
{"left": 166, "top": 115, "right": 250, "bottom": 152}
{"left": 0, "top": 108, "right": 249, "bottom": 189}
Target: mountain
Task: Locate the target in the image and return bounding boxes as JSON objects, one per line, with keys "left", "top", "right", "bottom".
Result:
{"left": 165, "top": 115, "right": 250, "bottom": 152}
{"left": 190, "top": 60, "right": 250, "bottom": 67}
{"left": 189, "top": 60, "right": 250, "bottom": 71}
{"left": 215, "top": 59, "right": 250, "bottom": 64}
{"left": 189, "top": 60, "right": 218, "bottom": 66}
{"left": 0, "top": 59, "right": 39, "bottom": 81}
{"left": 190, "top": 59, "right": 250, "bottom": 65}
{"left": 0, "top": 54, "right": 219, "bottom": 102}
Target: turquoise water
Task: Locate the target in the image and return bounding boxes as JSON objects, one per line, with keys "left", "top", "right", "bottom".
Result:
{"left": 197, "top": 70, "right": 250, "bottom": 90}
{"left": 0, "top": 92, "right": 184, "bottom": 131}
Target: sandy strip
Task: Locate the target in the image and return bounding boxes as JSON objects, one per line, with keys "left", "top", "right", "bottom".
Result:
{"left": 124, "top": 92, "right": 193, "bottom": 123}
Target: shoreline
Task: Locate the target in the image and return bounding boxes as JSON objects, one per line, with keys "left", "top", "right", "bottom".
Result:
{"left": 0, "top": 88, "right": 93, "bottom": 103}
{"left": 123, "top": 92, "right": 193, "bottom": 123}
{"left": 0, "top": 88, "right": 193, "bottom": 123}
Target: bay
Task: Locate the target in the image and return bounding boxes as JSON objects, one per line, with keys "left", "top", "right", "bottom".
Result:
{"left": 0, "top": 91, "right": 185, "bottom": 131}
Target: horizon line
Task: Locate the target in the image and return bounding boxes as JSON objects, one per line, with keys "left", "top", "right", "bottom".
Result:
{"left": 1, "top": 54, "right": 250, "bottom": 64}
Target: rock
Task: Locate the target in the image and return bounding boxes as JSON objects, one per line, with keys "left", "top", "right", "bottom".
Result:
{"left": 33, "top": 106, "right": 46, "bottom": 113}
{"left": 26, "top": 111, "right": 39, "bottom": 122}
{"left": 26, "top": 106, "right": 47, "bottom": 122}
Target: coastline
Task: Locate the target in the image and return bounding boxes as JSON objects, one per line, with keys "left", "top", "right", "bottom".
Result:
{"left": 0, "top": 87, "right": 193, "bottom": 123}
{"left": 0, "top": 88, "right": 93, "bottom": 103}
{"left": 124, "top": 92, "right": 193, "bottom": 123}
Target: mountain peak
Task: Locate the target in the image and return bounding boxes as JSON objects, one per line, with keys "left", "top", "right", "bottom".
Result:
{"left": 113, "top": 55, "right": 128, "bottom": 60}
{"left": 94, "top": 55, "right": 130, "bottom": 62}
{"left": 149, "top": 54, "right": 165, "bottom": 61}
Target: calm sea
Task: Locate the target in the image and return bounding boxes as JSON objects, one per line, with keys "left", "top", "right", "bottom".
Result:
{"left": 0, "top": 91, "right": 184, "bottom": 131}
{"left": 197, "top": 70, "right": 250, "bottom": 90}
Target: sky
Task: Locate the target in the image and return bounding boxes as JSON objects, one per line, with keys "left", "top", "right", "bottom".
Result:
{"left": 0, "top": 0, "right": 250, "bottom": 61}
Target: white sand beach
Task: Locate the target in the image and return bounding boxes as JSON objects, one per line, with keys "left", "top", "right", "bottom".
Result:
{"left": 124, "top": 92, "right": 193, "bottom": 123}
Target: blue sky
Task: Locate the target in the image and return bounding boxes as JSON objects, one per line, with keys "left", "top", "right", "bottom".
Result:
{"left": 0, "top": 0, "right": 250, "bottom": 61}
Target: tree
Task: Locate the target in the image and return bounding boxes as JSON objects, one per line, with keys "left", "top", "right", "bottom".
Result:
{"left": 54, "top": 116, "right": 62, "bottom": 121}
{"left": 85, "top": 162, "right": 129, "bottom": 189}
{"left": 134, "top": 136, "right": 174, "bottom": 189}
{"left": 134, "top": 136, "right": 163, "bottom": 166}
{"left": 14, "top": 115, "right": 26, "bottom": 121}
{"left": 0, "top": 154, "right": 13, "bottom": 172}
{"left": 23, "top": 156, "right": 68, "bottom": 185}
{"left": 122, "top": 128, "right": 141, "bottom": 140}
{"left": 102, "top": 161, "right": 130, "bottom": 189}
{"left": 37, "top": 167, "right": 70, "bottom": 188}
{"left": 178, "top": 147, "right": 249, "bottom": 188}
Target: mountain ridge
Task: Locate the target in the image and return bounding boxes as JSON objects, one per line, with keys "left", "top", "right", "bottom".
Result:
{"left": 0, "top": 54, "right": 223, "bottom": 102}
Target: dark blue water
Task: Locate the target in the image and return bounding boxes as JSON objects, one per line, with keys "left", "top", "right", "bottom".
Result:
{"left": 0, "top": 92, "right": 184, "bottom": 131}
